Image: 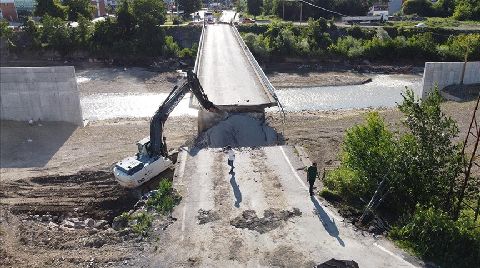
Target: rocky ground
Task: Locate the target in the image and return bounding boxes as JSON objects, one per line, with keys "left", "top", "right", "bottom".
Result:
{"left": 76, "top": 67, "right": 182, "bottom": 96}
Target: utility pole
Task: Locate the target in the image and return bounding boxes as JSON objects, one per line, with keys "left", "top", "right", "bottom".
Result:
{"left": 282, "top": 1, "right": 285, "bottom": 20}
{"left": 460, "top": 49, "right": 468, "bottom": 85}
{"left": 300, "top": 1, "right": 302, "bottom": 24}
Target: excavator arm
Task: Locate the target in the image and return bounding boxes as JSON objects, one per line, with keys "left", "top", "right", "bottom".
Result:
{"left": 149, "top": 70, "right": 220, "bottom": 156}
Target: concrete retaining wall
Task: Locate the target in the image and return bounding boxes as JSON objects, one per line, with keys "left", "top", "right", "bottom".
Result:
{"left": 0, "top": 66, "right": 83, "bottom": 125}
{"left": 422, "top": 61, "right": 480, "bottom": 98}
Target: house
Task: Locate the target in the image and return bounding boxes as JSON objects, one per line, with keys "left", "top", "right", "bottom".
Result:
{"left": 14, "top": 0, "right": 35, "bottom": 14}
{"left": 91, "top": 0, "right": 106, "bottom": 17}
{"left": 0, "top": 0, "right": 18, "bottom": 21}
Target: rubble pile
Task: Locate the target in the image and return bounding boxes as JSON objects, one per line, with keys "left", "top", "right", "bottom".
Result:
{"left": 198, "top": 114, "right": 280, "bottom": 148}
{"left": 230, "top": 208, "right": 301, "bottom": 233}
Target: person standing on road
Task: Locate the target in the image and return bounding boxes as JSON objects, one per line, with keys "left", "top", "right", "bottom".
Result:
{"left": 225, "top": 145, "right": 235, "bottom": 174}
{"left": 307, "top": 163, "right": 318, "bottom": 196}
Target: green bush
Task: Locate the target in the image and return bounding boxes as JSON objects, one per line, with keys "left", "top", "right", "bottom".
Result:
{"left": 390, "top": 207, "right": 480, "bottom": 268}
{"left": 130, "top": 212, "right": 154, "bottom": 236}
{"left": 324, "top": 112, "right": 396, "bottom": 201}
{"left": 453, "top": 0, "right": 480, "bottom": 21}
{"left": 328, "top": 36, "right": 365, "bottom": 59}
{"left": 146, "top": 180, "right": 179, "bottom": 215}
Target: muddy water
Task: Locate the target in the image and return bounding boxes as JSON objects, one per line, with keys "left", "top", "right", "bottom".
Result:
{"left": 81, "top": 93, "right": 198, "bottom": 120}
{"left": 270, "top": 74, "right": 423, "bottom": 112}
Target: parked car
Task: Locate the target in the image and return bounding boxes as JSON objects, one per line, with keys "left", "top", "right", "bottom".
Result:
{"left": 242, "top": 18, "right": 255, "bottom": 24}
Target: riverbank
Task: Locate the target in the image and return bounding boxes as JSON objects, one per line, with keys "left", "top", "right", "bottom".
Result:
{"left": 264, "top": 62, "right": 424, "bottom": 88}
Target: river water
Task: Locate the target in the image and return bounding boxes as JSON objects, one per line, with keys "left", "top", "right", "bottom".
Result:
{"left": 268, "top": 74, "right": 423, "bottom": 112}
{"left": 80, "top": 74, "right": 423, "bottom": 120}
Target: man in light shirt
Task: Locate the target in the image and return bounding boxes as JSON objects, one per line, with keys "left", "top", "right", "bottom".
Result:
{"left": 225, "top": 145, "right": 235, "bottom": 174}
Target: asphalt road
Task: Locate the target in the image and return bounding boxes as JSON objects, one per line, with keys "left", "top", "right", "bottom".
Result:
{"left": 197, "top": 24, "right": 274, "bottom": 107}
{"left": 152, "top": 145, "right": 421, "bottom": 267}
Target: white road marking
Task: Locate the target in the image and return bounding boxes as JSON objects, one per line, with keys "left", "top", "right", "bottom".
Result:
{"left": 176, "top": 149, "right": 188, "bottom": 185}
{"left": 374, "top": 243, "right": 418, "bottom": 267}
{"left": 181, "top": 204, "right": 187, "bottom": 241}
{"left": 279, "top": 146, "right": 341, "bottom": 222}
{"left": 175, "top": 148, "right": 189, "bottom": 241}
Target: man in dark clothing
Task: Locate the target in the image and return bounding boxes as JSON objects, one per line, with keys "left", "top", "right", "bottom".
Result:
{"left": 307, "top": 163, "right": 318, "bottom": 196}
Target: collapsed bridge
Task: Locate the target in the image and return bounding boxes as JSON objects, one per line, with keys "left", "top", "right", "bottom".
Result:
{"left": 191, "top": 23, "right": 280, "bottom": 132}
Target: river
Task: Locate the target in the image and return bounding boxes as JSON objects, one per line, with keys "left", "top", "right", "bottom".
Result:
{"left": 80, "top": 74, "right": 423, "bottom": 120}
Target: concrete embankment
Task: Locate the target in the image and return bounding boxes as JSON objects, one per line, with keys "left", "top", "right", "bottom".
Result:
{"left": 0, "top": 66, "right": 83, "bottom": 125}
{"left": 422, "top": 61, "right": 480, "bottom": 98}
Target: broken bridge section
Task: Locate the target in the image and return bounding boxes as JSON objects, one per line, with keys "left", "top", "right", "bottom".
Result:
{"left": 192, "top": 24, "right": 279, "bottom": 132}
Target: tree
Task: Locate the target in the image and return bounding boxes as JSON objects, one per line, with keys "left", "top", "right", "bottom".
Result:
{"left": 432, "top": 0, "right": 455, "bottom": 17}
{"left": 41, "top": 15, "right": 74, "bottom": 55}
{"left": 402, "top": 0, "right": 435, "bottom": 17}
{"left": 65, "top": 0, "right": 94, "bottom": 21}
{"left": 247, "top": 0, "right": 262, "bottom": 18}
{"left": 131, "top": 0, "right": 167, "bottom": 55}
{"left": 35, "top": 0, "right": 68, "bottom": 19}
{"left": 178, "top": 0, "right": 201, "bottom": 18}
{"left": 116, "top": 0, "right": 136, "bottom": 37}
{"left": 453, "top": 0, "right": 480, "bottom": 21}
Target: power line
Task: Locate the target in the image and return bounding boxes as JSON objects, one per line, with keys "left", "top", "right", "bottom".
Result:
{"left": 299, "top": 0, "right": 345, "bottom": 17}
{"left": 284, "top": 0, "right": 345, "bottom": 17}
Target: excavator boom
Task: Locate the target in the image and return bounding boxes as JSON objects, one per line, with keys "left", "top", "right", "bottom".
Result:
{"left": 113, "top": 70, "right": 221, "bottom": 188}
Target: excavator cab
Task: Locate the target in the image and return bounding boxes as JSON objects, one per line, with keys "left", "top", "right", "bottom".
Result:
{"left": 136, "top": 137, "right": 151, "bottom": 159}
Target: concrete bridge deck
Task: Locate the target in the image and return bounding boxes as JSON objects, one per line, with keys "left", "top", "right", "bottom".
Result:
{"left": 195, "top": 24, "right": 277, "bottom": 111}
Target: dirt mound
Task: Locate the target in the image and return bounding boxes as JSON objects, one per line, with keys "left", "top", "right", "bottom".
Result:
{"left": 230, "top": 208, "right": 301, "bottom": 233}
{"left": 198, "top": 114, "right": 281, "bottom": 148}
{"left": 1, "top": 171, "right": 137, "bottom": 221}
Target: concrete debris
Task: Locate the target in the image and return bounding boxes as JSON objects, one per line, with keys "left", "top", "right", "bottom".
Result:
{"left": 84, "top": 218, "right": 95, "bottom": 228}
{"left": 94, "top": 220, "right": 109, "bottom": 230}
{"left": 230, "top": 208, "right": 301, "bottom": 234}
{"left": 198, "top": 114, "right": 279, "bottom": 148}
{"left": 197, "top": 209, "right": 220, "bottom": 225}
{"left": 62, "top": 220, "right": 75, "bottom": 229}
{"left": 47, "top": 222, "right": 58, "bottom": 229}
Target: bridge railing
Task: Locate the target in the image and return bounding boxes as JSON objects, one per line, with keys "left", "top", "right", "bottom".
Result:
{"left": 193, "top": 23, "right": 206, "bottom": 74}
{"left": 230, "top": 25, "right": 285, "bottom": 114}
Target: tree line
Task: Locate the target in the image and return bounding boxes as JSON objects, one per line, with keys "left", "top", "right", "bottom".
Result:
{"left": 239, "top": 0, "right": 480, "bottom": 21}
{"left": 240, "top": 20, "right": 480, "bottom": 63}
{"left": 0, "top": 0, "right": 200, "bottom": 61}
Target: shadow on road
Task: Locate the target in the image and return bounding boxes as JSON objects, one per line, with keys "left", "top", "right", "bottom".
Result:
{"left": 230, "top": 172, "right": 242, "bottom": 208}
{"left": 311, "top": 196, "right": 345, "bottom": 247}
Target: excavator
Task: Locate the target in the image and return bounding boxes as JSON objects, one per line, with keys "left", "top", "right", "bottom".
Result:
{"left": 113, "top": 70, "right": 221, "bottom": 188}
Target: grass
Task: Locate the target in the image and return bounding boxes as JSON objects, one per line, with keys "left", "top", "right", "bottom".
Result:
{"left": 146, "top": 180, "right": 181, "bottom": 215}
{"left": 387, "top": 17, "right": 480, "bottom": 29}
